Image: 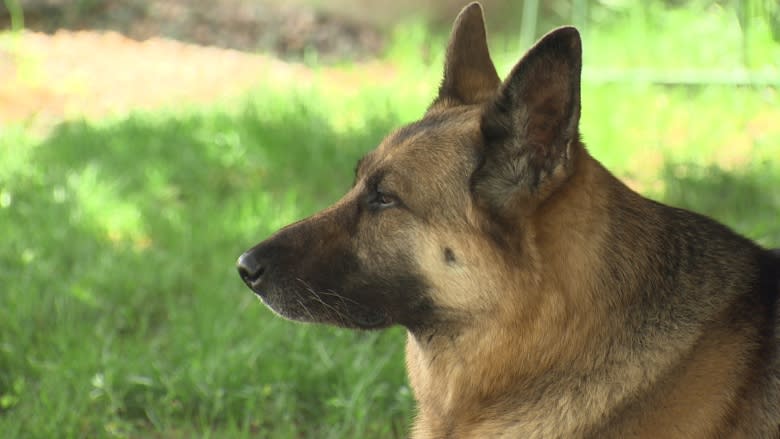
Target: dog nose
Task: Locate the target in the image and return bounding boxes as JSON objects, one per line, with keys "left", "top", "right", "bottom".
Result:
{"left": 237, "top": 252, "right": 265, "bottom": 288}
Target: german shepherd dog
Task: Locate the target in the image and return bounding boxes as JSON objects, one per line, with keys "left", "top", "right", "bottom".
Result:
{"left": 237, "top": 2, "right": 780, "bottom": 437}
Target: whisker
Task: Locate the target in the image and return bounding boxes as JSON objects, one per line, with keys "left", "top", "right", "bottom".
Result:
{"left": 291, "top": 288, "right": 317, "bottom": 322}
{"left": 295, "top": 278, "right": 351, "bottom": 324}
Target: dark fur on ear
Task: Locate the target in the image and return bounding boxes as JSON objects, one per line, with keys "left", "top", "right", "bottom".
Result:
{"left": 433, "top": 2, "right": 501, "bottom": 107}
{"left": 473, "top": 26, "right": 582, "bottom": 214}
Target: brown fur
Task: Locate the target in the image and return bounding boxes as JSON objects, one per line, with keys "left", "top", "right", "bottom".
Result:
{"left": 238, "top": 2, "right": 780, "bottom": 437}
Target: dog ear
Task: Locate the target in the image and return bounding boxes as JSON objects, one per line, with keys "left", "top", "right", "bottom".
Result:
{"left": 434, "top": 2, "right": 500, "bottom": 106}
{"left": 473, "top": 26, "right": 582, "bottom": 215}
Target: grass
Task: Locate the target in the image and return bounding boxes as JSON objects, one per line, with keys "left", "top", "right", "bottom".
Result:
{"left": 1, "top": 2, "right": 779, "bottom": 438}
{"left": 0, "top": 90, "right": 414, "bottom": 438}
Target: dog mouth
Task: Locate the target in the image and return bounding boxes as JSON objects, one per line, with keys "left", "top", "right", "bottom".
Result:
{"left": 237, "top": 251, "right": 394, "bottom": 329}
{"left": 246, "top": 279, "right": 389, "bottom": 329}
{"left": 248, "top": 284, "right": 268, "bottom": 299}
{"left": 346, "top": 307, "right": 388, "bottom": 329}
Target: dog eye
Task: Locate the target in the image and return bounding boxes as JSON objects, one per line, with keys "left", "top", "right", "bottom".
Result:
{"left": 371, "top": 190, "right": 397, "bottom": 209}
{"left": 378, "top": 193, "right": 394, "bottom": 206}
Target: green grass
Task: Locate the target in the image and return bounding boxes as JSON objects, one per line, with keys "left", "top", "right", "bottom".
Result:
{"left": 1, "top": 2, "right": 779, "bottom": 438}
{"left": 0, "top": 91, "right": 414, "bottom": 438}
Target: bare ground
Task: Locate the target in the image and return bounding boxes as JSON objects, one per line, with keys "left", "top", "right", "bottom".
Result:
{"left": 0, "top": 0, "right": 392, "bottom": 125}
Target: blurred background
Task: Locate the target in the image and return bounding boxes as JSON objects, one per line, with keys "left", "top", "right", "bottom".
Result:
{"left": 1, "top": 1, "right": 779, "bottom": 438}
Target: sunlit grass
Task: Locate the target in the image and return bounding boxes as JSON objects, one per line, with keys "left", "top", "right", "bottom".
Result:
{"left": 582, "top": 1, "right": 780, "bottom": 71}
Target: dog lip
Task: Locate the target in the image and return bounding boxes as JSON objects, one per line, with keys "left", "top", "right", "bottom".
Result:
{"left": 351, "top": 309, "right": 389, "bottom": 329}
{"left": 239, "top": 274, "right": 267, "bottom": 298}
{"left": 250, "top": 286, "right": 268, "bottom": 298}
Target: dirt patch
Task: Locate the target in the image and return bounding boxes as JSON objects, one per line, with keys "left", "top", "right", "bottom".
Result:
{"left": 0, "top": 29, "right": 403, "bottom": 126}
{"left": 0, "top": 30, "right": 298, "bottom": 123}
{"left": 2, "top": 0, "right": 385, "bottom": 62}
{"left": 0, "top": 1, "right": 401, "bottom": 126}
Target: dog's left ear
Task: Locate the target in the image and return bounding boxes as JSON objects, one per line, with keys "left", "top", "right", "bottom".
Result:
{"left": 473, "top": 26, "right": 582, "bottom": 215}
{"left": 434, "top": 2, "right": 501, "bottom": 106}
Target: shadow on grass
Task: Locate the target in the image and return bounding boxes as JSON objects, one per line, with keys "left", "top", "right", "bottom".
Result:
{"left": 0, "top": 98, "right": 413, "bottom": 438}
{"left": 658, "top": 161, "right": 780, "bottom": 247}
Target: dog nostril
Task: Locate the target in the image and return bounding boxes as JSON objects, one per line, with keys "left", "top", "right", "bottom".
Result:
{"left": 237, "top": 263, "right": 264, "bottom": 284}
{"left": 237, "top": 254, "right": 265, "bottom": 285}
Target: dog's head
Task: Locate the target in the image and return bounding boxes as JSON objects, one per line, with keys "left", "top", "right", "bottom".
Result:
{"left": 237, "top": 2, "right": 582, "bottom": 332}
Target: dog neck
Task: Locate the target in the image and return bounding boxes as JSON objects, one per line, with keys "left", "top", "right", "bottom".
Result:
{"left": 404, "top": 151, "right": 614, "bottom": 437}
{"left": 403, "top": 151, "right": 694, "bottom": 437}
{"left": 404, "top": 151, "right": 759, "bottom": 438}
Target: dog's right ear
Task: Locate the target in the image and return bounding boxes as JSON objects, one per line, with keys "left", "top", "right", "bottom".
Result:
{"left": 472, "top": 27, "right": 582, "bottom": 219}
{"left": 433, "top": 2, "right": 500, "bottom": 107}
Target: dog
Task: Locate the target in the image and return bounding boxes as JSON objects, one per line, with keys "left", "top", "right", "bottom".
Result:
{"left": 237, "top": 2, "right": 780, "bottom": 437}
